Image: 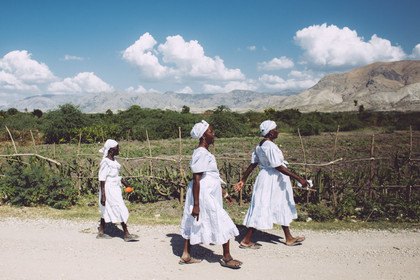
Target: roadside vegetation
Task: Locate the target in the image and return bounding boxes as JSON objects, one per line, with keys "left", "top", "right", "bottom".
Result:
{"left": 0, "top": 104, "right": 419, "bottom": 227}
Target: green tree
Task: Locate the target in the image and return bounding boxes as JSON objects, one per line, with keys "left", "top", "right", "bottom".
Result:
{"left": 32, "top": 109, "right": 43, "bottom": 118}
{"left": 181, "top": 105, "right": 190, "bottom": 114}
{"left": 43, "top": 103, "right": 87, "bottom": 143}
{"left": 7, "top": 108, "right": 19, "bottom": 116}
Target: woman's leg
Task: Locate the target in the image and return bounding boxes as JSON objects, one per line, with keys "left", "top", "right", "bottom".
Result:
{"left": 98, "top": 218, "right": 106, "bottom": 236}
{"left": 121, "top": 222, "right": 130, "bottom": 238}
{"left": 221, "top": 240, "right": 242, "bottom": 267}
{"left": 181, "top": 239, "right": 191, "bottom": 260}
{"left": 282, "top": 225, "right": 305, "bottom": 244}
{"left": 240, "top": 227, "right": 260, "bottom": 248}
{"left": 179, "top": 239, "right": 201, "bottom": 263}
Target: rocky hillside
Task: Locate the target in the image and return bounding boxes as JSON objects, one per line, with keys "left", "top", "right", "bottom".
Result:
{"left": 276, "top": 60, "right": 420, "bottom": 112}
{"left": 6, "top": 60, "right": 420, "bottom": 113}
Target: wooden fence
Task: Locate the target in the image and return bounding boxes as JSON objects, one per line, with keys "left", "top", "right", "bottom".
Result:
{"left": 1, "top": 125, "right": 419, "bottom": 205}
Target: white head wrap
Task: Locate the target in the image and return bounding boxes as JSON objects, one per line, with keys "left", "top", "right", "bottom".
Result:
{"left": 99, "top": 139, "right": 118, "bottom": 158}
{"left": 260, "top": 120, "right": 277, "bottom": 136}
{"left": 190, "top": 120, "right": 209, "bottom": 139}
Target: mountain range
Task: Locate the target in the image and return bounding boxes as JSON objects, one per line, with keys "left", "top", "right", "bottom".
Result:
{"left": 5, "top": 60, "right": 420, "bottom": 113}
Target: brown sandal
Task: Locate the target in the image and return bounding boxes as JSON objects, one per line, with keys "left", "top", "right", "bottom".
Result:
{"left": 220, "top": 258, "right": 242, "bottom": 269}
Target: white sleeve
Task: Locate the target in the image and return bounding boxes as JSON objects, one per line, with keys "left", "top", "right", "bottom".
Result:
{"left": 190, "top": 151, "right": 210, "bottom": 173}
{"left": 98, "top": 160, "right": 110, "bottom": 181}
{"left": 250, "top": 149, "right": 259, "bottom": 164}
{"left": 267, "top": 144, "right": 284, "bottom": 168}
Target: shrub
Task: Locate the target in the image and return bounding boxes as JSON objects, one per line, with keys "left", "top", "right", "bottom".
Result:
{"left": 0, "top": 160, "right": 78, "bottom": 209}
{"left": 304, "top": 203, "right": 335, "bottom": 222}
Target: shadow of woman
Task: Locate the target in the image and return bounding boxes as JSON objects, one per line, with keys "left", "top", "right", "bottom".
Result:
{"left": 97, "top": 221, "right": 139, "bottom": 242}
{"left": 234, "top": 224, "right": 284, "bottom": 246}
{"left": 166, "top": 233, "right": 223, "bottom": 263}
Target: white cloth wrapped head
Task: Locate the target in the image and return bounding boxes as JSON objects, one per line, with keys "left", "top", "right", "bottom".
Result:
{"left": 191, "top": 120, "right": 209, "bottom": 139}
{"left": 99, "top": 139, "right": 118, "bottom": 158}
{"left": 260, "top": 120, "right": 277, "bottom": 136}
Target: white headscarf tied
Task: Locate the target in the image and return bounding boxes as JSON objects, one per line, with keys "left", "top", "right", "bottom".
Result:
{"left": 190, "top": 120, "right": 209, "bottom": 139}
{"left": 99, "top": 139, "right": 118, "bottom": 158}
{"left": 260, "top": 120, "right": 277, "bottom": 136}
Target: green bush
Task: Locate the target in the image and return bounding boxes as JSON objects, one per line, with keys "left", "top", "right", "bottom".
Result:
{"left": 304, "top": 203, "right": 335, "bottom": 222}
{"left": 0, "top": 160, "right": 78, "bottom": 209}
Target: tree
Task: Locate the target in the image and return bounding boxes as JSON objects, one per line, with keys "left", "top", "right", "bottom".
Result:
{"left": 43, "top": 103, "right": 86, "bottom": 143}
{"left": 181, "top": 105, "right": 190, "bottom": 114}
{"left": 32, "top": 109, "right": 43, "bottom": 118}
{"left": 7, "top": 108, "right": 19, "bottom": 116}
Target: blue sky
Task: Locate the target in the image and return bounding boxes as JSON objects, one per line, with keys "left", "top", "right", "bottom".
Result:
{"left": 1, "top": 0, "right": 419, "bottom": 106}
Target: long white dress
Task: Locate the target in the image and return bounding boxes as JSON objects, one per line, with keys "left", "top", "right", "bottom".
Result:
{"left": 243, "top": 140, "right": 297, "bottom": 229}
{"left": 98, "top": 158, "right": 129, "bottom": 223}
{"left": 181, "top": 147, "right": 239, "bottom": 245}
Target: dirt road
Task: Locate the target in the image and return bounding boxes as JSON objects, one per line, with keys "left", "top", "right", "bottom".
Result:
{"left": 0, "top": 217, "right": 418, "bottom": 280}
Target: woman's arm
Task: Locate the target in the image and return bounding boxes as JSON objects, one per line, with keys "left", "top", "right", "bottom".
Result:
{"left": 275, "top": 165, "right": 308, "bottom": 187}
{"left": 191, "top": 172, "right": 203, "bottom": 221}
{"left": 121, "top": 178, "right": 131, "bottom": 188}
{"left": 234, "top": 163, "right": 258, "bottom": 192}
{"left": 100, "top": 181, "right": 106, "bottom": 206}
{"left": 222, "top": 189, "right": 233, "bottom": 204}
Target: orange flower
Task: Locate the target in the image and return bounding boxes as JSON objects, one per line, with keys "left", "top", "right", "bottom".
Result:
{"left": 125, "top": 187, "right": 134, "bottom": 193}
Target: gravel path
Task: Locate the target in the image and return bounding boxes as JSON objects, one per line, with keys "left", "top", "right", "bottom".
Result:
{"left": 0, "top": 217, "right": 419, "bottom": 280}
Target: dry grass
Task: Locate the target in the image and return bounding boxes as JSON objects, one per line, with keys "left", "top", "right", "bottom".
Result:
{"left": 1, "top": 201, "right": 418, "bottom": 231}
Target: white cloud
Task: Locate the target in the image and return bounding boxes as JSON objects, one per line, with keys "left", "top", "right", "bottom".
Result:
{"left": 126, "top": 85, "right": 147, "bottom": 94}
{"left": 48, "top": 72, "right": 114, "bottom": 93}
{"left": 409, "top": 44, "right": 420, "bottom": 59}
{"left": 63, "top": 55, "right": 84, "bottom": 61}
{"left": 122, "top": 32, "right": 169, "bottom": 79}
{"left": 126, "top": 85, "right": 159, "bottom": 94}
{"left": 0, "top": 71, "right": 39, "bottom": 91}
{"left": 247, "top": 46, "right": 257, "bottom": 51}
{"left": 259, "top": 72, "right": 318, "bottom": 90}
{"left": 122, "top": 33, "right": 245, "bottom": 82}
{"left": 0, "top": 50, "right": 56, "bottom": 84}
{"left": 258, "top": 56, "right": 294, "bottom": 71}
{"left": 202, "top": 80, "right": 257, "bottom": 93}
{"left": 176, "top": 86, "right": 193, "bottom": 94}
{"left": 294, "top": 23, "right": 406, "bottom": 68}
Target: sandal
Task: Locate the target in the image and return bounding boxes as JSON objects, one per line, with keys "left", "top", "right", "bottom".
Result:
{"left": 220, "top": 258, "right": 242, "bottom": 269}
{"left": 239, "top": 242, "right": 261, "bottom": 249}
{"left": 124, "top": 234, "right": 139, "bottom": 242}
{"left": 96, "top": 233, "right": 112, "bottom": 239}
{"left": 179, "top": 257, "right": 202, "bottom": 265}
{"left": 296, "top": 236, "right": 305, "bottom": 242}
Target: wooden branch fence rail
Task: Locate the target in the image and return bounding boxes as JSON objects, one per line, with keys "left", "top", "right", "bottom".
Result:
{"left": 1, "top": 126, "right": 419, "bottom": 205}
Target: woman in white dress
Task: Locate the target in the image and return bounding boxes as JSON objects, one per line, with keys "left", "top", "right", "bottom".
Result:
{"left": 180, "top": 120, "right": 242, "bottom": 269}
{"left": 97, "top": 139, "right": 138, "bottom": 242}
{"left": 234, "top": 120, "right": 308, "bottom": 247}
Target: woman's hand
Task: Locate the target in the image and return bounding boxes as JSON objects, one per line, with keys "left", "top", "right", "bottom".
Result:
{"left": 234, "top": 181, "right": 245, "bottom": 192}
{"left": 224, "top": 193, "right": 233, "bottom": 205}
{"left": 298, "top": 178, "right": 309, "bottom": 187}
{"left": 191, "top": 205, "right": 200, "bottom": 221}
{"left": 101, "top": 193, "right": 106, "bottom": 206}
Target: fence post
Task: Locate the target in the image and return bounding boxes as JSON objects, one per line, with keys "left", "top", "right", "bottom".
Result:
{"left": 30, "top": 130, "right": 38, "bottom": 154}
{"left": 298, "top": 128, "right": 310, "bottom": 204}
{"left": 77, "top": 131, "right": 82, "bottom": 195}
{"left": 101, "top": 127, "right": 105, "bottom": 143}
{"left": 5, "top": 126, "right": 18, "bottom": 154}
{"left": 146, "top": 130, "right": 153, "bottom": 176}
{"left": 126, "top": 130, "right": 131, "bottom": 173}
{"left": 369, "top": 134, "right": 375, "bottom": 198}
{"left": 330, "top": 125, "right": 340, "bottom": 201}
{"left": 408, "top": 126, "right": 413, "bottom": 202}
{"left": 178, "top": 127, "right": 185, "bottom": 204}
